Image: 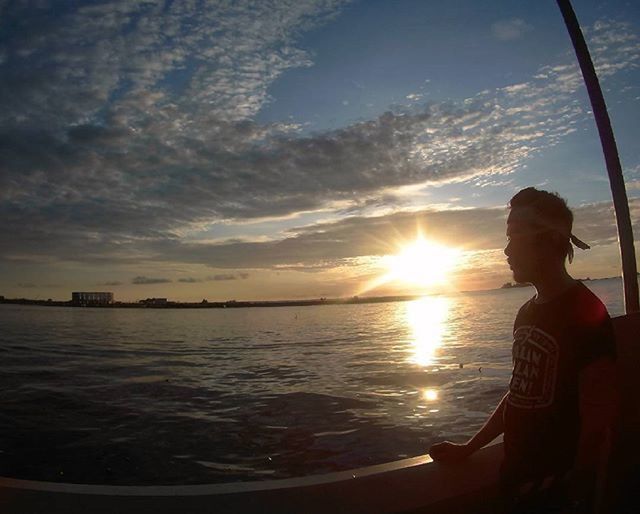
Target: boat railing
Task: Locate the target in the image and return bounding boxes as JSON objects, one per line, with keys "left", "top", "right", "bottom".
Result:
{"left": 0, "top": 440, "right": 503, "bottom": 514}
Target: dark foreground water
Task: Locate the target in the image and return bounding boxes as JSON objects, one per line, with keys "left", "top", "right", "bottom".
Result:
{"left": 0, "top": 279, "right": 624, "bottom": 485}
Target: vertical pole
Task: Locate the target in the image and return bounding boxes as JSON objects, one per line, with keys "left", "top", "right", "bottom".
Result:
{"left": 556, "top": 0, "right": 639, "bottom": 314}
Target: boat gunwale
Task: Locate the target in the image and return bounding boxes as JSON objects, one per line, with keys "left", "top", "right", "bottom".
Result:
{"left": 0, "top": 443, "right": 504, "bottom": 497}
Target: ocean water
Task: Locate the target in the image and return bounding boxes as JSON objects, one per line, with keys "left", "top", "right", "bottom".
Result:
{"left": 0, "top": 278, "right": 625, "bottom": 485}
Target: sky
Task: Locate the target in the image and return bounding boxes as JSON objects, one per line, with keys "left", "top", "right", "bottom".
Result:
{"left": 1, "top": 0, "right": 640, "bottom": 302}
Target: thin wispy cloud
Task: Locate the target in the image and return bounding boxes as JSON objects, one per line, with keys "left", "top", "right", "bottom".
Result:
{"left": 210, "top": 273, "right": 250, "bottom": 281}
{"left": 177, "top": 277, "right": 202, "bottom": 284}
{"left": 178, "top": 273, "right": 249, "bottom": 283}
{"left": 491, "top": 18, "right": 532, "bottom": 41}
{"left": 118, "top": 199, "right": 634, "bottom": 273}
{"left": 132, "top": 276, "right": 172, "bottom": 285}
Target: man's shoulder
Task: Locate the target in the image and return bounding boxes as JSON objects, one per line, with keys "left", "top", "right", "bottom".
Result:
{"left": 571, "top": 283, "right": 617, "bottom": 363}
{"left": 571, "top": 281, "right": 611, "bottom": 324}
{"left": 574, "top": 280, "right": 603, "bottom": 301}
{"left": 513, "top": 282, "right": 611, "bottom": 329}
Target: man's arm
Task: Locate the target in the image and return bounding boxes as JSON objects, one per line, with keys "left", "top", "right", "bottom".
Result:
{"left": 429, "top": 393, "right": 508, "bottom": 462}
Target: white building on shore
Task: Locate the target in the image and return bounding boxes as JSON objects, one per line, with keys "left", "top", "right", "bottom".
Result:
{"left": 71, "top": 292, "right": 114, "bottom": 306}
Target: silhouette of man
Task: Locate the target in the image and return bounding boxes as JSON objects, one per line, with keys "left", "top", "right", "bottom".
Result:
{"left": 429, "top": 188, "right": 618, "bottom": 513}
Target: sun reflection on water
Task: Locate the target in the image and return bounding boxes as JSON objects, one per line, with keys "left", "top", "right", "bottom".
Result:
{"left": 405, "top": 296, "right": 452, "bottom": 366}
{"left": 423, "top": 388, "right": 439, "bottom": 401}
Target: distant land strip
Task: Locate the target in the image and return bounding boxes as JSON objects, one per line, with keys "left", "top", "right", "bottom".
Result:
{"left": 0, "top": 277, "right": 622, "bottom": 310}
{"left": 0, "top": 295, "right": 422, "bottom": 309}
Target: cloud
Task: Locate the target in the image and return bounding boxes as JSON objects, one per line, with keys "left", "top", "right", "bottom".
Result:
{"left": 102, "top": 281, "right": 123, "bottom": 286}
{"left": 178, "top": 277, "right": 202, "bottom": 283}
{"left": 0, "top": 0, "right": 346, "bottom": 129}
{"left": 491, "top": 18, "right": 532, "bottom": 41}
{"left": 135, "top": 197, "right": 637, "bottom": 272}
{"left": 178, "top": 273, "right": 249, "bottom": 282}
{"left": 142, "top": 206, "right": 510, "bottom": 270}
{"left": 131, "top": 276, "right": 172, "bottom": 285}
{"left": 208, "top": 273, "right": 250, "bottom": 281}
{"left": 13, "top": 282, "right": 62, "bottom": 290}
{"left": 0, "top": 7, "right": 638, "bottom": 274}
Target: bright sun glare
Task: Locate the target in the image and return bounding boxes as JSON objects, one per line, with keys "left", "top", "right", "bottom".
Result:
{"left": 383, "top": 238, "right": 460, "bottom": 289}
{"left": 356, "top": 233, "right": 462, "bottom": 296}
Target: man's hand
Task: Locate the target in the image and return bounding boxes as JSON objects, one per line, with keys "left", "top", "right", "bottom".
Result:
{"left": 429, "top": 393, "right": 507, "bottom": 464}
{"left": 429, "top": 441, "right": 474, "bottom": 463}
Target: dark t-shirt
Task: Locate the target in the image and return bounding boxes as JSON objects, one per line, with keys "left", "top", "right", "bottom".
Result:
{"left": 502, "top": 281, "right": 616, "bottom": 483}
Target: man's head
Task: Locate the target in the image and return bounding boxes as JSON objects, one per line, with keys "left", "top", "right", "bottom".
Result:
{"left": 505, "top": 188, "right": 575, "bottom": 284}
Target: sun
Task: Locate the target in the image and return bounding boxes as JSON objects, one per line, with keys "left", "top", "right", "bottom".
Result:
{"left": 384, "top": 238, "right": 460, "bottom": 288}
{"left": 355, "top": 234, "right": 462, "bottom": 296}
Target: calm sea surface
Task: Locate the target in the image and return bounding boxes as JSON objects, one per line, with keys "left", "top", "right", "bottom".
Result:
{"left": 0, "top": 279, "right": 624, "bottom": 485}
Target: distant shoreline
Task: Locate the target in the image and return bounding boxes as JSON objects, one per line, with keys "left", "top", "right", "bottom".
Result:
{"left": 0, "top": 276, "right": 622, "bottom": 310}
{"left": 0, "top": 294, "right": 423, "bottom": 310}
{"left": 500, "top": 276, "right": 599, "bottom": 289}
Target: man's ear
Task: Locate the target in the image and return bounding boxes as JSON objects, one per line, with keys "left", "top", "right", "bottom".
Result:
{"left": 549, "top": 232, "right": 570, "bottom": 260}
{"left": 535, "top": 231, "right": 565, "bottom": 259}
